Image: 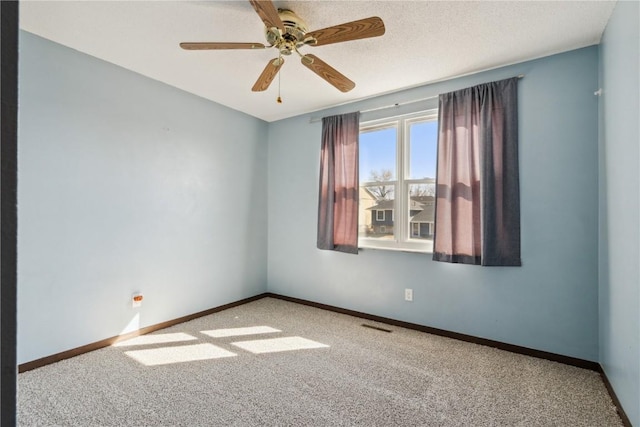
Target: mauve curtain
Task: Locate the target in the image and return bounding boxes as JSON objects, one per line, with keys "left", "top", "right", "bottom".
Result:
{"left": 317, "top": 112, "right": 360, "bottom": 254}
{"left": 433, "top": 77, "right": 521, "bottom": 266}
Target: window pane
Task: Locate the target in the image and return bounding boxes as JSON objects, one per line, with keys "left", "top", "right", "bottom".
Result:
{"left": 357, "top": 111, "right": 438, "bottom": 252}
{"left": 359, "top": 185, "right": 395, "bottom": 240}
{"left": 360, "top": 127, "right": 396, "bottom": 183}
{"left": 409, "top": 121, "right": 438, "bottom": 180}
{"left": 408, "top": 183, "right": 435, "bottom": 249}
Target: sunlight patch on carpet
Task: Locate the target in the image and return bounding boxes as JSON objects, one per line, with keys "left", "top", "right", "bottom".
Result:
{"left": 231, "top": 336, "right": 329, "bottom": 354}
{"left": 125, "top": 343, "right": 237, "bottom": 366}
{"left": 113, "top": 333, "right": 197, "bottom": 347}
{"left": 201, "top": 325, "right": 281, "bottom": 338}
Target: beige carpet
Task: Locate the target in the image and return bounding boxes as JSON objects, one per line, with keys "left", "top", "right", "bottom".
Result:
{"left": 18, "top": 297, "right": 623, "bottom": 426}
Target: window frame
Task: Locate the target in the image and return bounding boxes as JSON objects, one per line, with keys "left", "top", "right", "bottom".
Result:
{"left": 358, "top": 109, "right": 438, "bottom": 253}
{"left": 375, "top": 210, "right": 385, "bottom": 221}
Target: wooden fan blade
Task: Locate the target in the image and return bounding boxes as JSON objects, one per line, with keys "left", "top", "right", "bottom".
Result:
{"left": 249, "top": 0, "right": 284, "bottom": 31}
{"left": 306, "top": 17, "right": 385, "bottom": 46}
{"left": 301, "top": 54, "right": 355, "bottom": 93}
{"left": 180, "top": 42, "right": 267, "bottom": 50}
{"left": 252, "top": 58, "right": 284, "bottom": 92}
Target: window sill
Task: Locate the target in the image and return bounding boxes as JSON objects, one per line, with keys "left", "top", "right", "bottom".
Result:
{"left": 358, "top": 244, "right": 432, "bottom": 255}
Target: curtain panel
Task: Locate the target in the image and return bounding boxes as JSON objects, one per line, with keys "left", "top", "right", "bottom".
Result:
{"left": 433, "top": 77, "right": 521, "bottom": 266}
{"left": 317, "top": 112, "right": 360, "bottom": 254}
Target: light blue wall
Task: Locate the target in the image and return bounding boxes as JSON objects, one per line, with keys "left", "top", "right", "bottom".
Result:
{"left": 17, "top": 32, "right": 268, "bottom": 364}
{"left": 268, "top": 47, "right": 601, "bottom": 361}
{"left": 16, "top": 12, "right": 640, "bottom": 423}
{"left": 598, "top": 1, "right": 640, "bottom": 425}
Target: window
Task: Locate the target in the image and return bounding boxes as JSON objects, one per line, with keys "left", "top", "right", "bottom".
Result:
{"left": 358, "top": 110, "right": 438, "bottom": 252}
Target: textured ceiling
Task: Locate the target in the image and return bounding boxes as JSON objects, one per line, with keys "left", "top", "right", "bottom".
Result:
{"left": 20, "top": 1, "right": 616, "bottom": 122}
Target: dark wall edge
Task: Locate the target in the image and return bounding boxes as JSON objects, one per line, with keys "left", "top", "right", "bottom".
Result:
{"left": 1, "top": 1, "right": 20, "bottom": 426}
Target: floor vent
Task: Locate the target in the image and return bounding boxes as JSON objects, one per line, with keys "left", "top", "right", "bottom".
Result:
{"left": 361, "top": 324, "right": 392, "bottom": 333}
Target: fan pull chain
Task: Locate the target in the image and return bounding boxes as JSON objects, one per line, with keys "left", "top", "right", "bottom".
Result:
{"left": 277, "top": 54, "right": 283, "bottom": 104}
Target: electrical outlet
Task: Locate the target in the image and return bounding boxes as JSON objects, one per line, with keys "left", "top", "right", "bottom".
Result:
{"left": 404, "top": 288, "right": 413, "bottom": 302}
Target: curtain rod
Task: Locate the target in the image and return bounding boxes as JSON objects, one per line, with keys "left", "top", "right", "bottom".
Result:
{"left": 309, "top": 74, "right": 525, "bottom": 124}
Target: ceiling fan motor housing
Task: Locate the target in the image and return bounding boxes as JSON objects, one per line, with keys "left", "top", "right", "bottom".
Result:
{"left": 265, "top": 9, "right": 310, "bottom": 55}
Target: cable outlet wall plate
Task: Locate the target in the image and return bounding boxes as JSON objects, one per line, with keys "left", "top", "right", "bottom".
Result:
{"left": 132, "top": 292, "right": 143, "bottom": 308}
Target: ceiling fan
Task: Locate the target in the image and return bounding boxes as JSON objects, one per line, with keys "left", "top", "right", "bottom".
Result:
{"left": 180, "top": 0, "right": 385, "bottom": 95}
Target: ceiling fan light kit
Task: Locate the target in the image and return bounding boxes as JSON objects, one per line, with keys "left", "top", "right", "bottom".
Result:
{"left": 180, "top": 0, "right": 385, "bottom": 99}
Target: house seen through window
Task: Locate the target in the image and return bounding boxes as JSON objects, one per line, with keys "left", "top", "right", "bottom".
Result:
{"left": 359, "top": 110, "right": 438, "bottom": 252}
